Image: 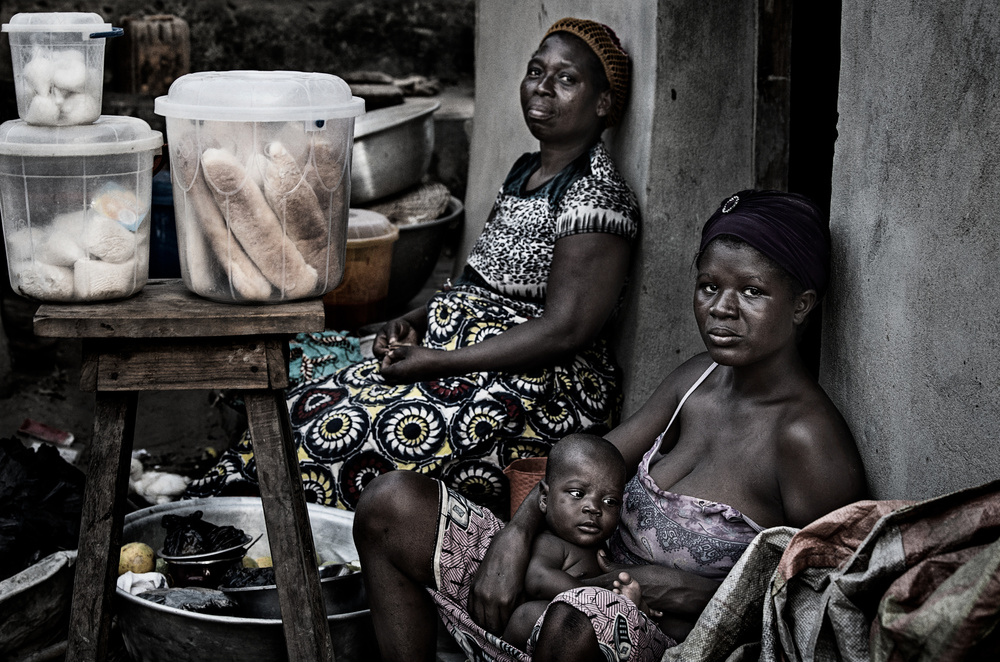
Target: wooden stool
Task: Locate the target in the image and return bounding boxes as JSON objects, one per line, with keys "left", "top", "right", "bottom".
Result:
{"left": 34, "top": 279, "right": 336, "bottom": 662}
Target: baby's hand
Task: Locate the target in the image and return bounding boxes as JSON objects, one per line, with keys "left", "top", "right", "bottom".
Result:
{"left": 612, "top": 571, "right": 662, "bottom": 619}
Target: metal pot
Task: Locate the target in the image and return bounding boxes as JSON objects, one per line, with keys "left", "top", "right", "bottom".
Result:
{"left": 351, "top": 99, "right": 440, "bottom": 205}
{"left": 116, "top": 497, "right": 376, "bottom": 662}
{"left": 387, "top": 196, "right": 464, "bottom": 309}
{"left": 221, "top": 569, "right": 367, "bottom": 619}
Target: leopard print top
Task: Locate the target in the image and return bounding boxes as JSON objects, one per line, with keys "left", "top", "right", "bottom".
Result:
{"left": 466, "top": 141, "right": 639, "bottom": 301}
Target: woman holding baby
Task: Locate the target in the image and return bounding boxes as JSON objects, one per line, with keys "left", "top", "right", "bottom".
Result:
{"left": 354, "top": 185, "right": 867, "bottom": 661}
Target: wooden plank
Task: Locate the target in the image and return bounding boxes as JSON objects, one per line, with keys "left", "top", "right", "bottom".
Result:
{"left": 89, "top": 337, "right": 273, "bottom": 391}
{"left": 246, "top": 389, "right": 335, "bottom": 662}
{"left": 80, "top": 342, "right": 99, "bottom": 391}
{"left": 264, "top": 339, "right": 290, "bottom": 389}
{"left": 66, "top": 391, "right": 137, "bottom": 662}
{"left": 34, "top": 279, "right": 326, "bottom": 339}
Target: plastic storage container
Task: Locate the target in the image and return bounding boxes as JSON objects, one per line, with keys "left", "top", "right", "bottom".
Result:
{"left": 2, "top": 12, "right": 121, "bottom": 126}
{"left": 323, "top": 209, "right": 398, "bottom": 331}
{"left": 154, "top": 70, "right": 365, "bottom": 304}
{"left": 0, "top": 116, "right": 163, "bottom": 302}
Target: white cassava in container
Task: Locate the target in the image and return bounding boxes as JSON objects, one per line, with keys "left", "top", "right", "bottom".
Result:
{"left": 0, "top": 116, "right": 163, "bottom": 302}
{"left": 155, "top": 71, "right": 365, "bottom": 304}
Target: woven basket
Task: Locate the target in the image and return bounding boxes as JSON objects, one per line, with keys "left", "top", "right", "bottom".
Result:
{"left": 503, "top": 457, "right": 548, "bottom": 519}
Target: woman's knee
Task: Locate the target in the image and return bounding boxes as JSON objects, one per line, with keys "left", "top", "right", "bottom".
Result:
{"left": 354, "top": 471, "right": 438, "bottom": 545}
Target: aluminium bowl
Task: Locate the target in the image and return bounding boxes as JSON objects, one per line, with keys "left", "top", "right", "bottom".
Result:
{"left": 220, "top": 570, "right": 367, "bottom": 619}
{"left": 116, "top": 497, "right": 375, "bottom": 662}
{"left": 350, "top": 98, "right": 440, "bottom": 205}
{"left": 386, "top": 196, "right": 464, "bottom": 310}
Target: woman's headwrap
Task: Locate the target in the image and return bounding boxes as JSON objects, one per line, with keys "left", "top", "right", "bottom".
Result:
{"left": 543, "top": 17, "right": 630, "bottom": 128}
{"left": 699, "top": 190, "right": 830, "bottom": 295}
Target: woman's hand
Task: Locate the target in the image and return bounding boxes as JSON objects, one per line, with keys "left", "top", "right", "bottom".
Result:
{"left": 379, "top": 345, "right": 449, "bottom": 383}
{"left": 372, "top": 315, "right": 423, "bottom": 360}
{"left": 468, "top": 524, "right": 532, "bottom": 635}
{"left": 596, "top": 549, "right": 719, "bottom": 618}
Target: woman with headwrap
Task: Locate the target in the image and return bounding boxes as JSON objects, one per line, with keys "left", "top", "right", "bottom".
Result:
{"left": 354, "top": 189, "right": 868, "bottom": 661}
{"left": 185, "top": 18, "right": 638, "bottom": 511}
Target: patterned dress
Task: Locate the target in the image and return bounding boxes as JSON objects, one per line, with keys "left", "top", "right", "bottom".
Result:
{"left": 184, "top": 141, "right": 640, "bottom": 511}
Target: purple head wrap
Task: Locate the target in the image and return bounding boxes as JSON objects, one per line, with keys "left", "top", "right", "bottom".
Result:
{"left": 699, "top": 189, "right": 830, "bottom": 295}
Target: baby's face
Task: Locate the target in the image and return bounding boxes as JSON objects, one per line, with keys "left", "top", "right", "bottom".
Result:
{"left": 541, "top": 459, "right": 624, "bottom": 548}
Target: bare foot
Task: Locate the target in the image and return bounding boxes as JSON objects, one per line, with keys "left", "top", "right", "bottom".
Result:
{"left": 612, "top": 571, "right": 662, "bottom": 619}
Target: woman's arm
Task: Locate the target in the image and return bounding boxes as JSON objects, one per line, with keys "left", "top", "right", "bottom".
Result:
{"left": 468, "top": 482, "right": 546, "bottom": 635}
{"left": 380, "top": 232, "right": 630, "bottom": 383}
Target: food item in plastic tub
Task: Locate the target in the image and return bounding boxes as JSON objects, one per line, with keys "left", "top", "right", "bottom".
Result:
{"left": 154, "top": 71, "right": 365, "bottom": 304}
{"left": 2, "top": 12, "right": 121, "bottom": 126}
{"left": 0, "top": 116, "right": 163, "bottom": 302}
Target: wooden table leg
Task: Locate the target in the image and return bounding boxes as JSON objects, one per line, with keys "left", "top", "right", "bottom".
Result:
{"left": 245, "top": 389, "right": 336, "bottom": 662}
{"left": 66, "top": 391, "right": 138, "bottom": 662}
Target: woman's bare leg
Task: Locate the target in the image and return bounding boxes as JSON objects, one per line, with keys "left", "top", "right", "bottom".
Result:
{"left": 531, "top": 602, "right": 602, "bottom": 662}
{"left": 353, "top": 470, "right": 442, "bottom": 662}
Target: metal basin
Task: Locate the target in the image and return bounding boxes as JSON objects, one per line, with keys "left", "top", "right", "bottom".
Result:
{"left": 221, "top": 569, "right": 366, "bottom": 619}
{"left": 351, "top": 99, "right": 440, "bottom": 205}
{"left": 387, "top": 196, "right": 464, "bottom": 309}
{"left": 116, "top": 497, "right": 378, "bottom": 662}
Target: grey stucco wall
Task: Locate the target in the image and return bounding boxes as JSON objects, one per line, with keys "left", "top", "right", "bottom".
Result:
{"left": 464, "top": 0, "right": 757, "bottom": 415}
{"left": 822, "top": 0, "right": 1000, "bottom": 499}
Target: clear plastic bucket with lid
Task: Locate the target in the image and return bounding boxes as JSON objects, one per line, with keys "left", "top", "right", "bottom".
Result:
{"left": 154, "top": 70, "right": 366, "bottom": 304}
{"left": 0, "top": 116, "right": 164, "bottom": 302}
{"left": 2, "top": 12, "right": 122, "bottom": 126}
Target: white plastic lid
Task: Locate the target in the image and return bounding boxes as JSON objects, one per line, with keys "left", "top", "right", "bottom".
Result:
{"left": 0, "top": 116, "right": 163, "bottom": 157}
{"left": 154, "top": 71, "right": 366, "bottom": 122}
{"left": 2, "top": 12, "right": 112, "bottom": 34}
{"left": 347, "top": 209, "right": 399, "bottom": 245}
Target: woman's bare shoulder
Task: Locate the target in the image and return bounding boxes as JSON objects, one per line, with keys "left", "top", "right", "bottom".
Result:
{"left": 776, "top": 383, "right": 868, "bottom": 525}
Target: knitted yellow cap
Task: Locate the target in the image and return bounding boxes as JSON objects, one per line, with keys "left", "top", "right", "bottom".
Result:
{"left": 543, "top": 17, "right": 630, "bottom": 128}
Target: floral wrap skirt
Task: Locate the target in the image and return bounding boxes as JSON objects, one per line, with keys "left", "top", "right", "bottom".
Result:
{"left": 185, "top": 282, "right": 623, "bottom": 511}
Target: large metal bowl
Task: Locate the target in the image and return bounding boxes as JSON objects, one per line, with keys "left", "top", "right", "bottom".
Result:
{"left": 351, "top": 99, "right": 440, "bottom": 205}
{"left": 221, "top": 569, "right": 366, "bottom": 619}
{"left": 116, "top": 497, "right": 378, "bottom": 662}
{"left": 387, "top": 196, "right": 464, "bottom": 310}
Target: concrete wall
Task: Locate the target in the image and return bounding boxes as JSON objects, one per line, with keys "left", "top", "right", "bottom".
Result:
{"left": 465, "top": 0, "right": 757, "bottom": 413}
{"left": 822, "top": 0, "right": 1000, "bottom": 499}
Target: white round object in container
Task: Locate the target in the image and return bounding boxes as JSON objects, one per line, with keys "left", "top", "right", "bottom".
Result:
{"left": 0, "top": 116, "right": 163, "bottom": 302}
{"left": 155, "top": 71, "right": 366, "bottom": 304}
{"left": 2, "top": 12, "right": 121, "bottom": 126}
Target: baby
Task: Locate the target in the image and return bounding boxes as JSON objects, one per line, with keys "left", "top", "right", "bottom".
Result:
{"left": 502, "top": 433, "right": 646, "bottom": 648}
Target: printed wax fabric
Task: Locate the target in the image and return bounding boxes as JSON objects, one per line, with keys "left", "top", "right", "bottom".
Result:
{"left": 185, "top": 142, "right": 637, "bottom": 511}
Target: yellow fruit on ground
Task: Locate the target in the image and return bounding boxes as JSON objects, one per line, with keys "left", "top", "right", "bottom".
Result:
{"left": 242, "top": 556, "right": 258, "bottom": 568}
{"left": 255, "top": 556, "right": 273, "bottom": 568}
{"left": 118, "top": 542, "right": 155, "bottom": 576}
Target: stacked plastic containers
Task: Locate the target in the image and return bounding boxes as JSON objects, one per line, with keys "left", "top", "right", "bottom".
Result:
{"left": 154, "top": 71, "right": 365, "bottom": 303}
{"left": 0, "top": 12, "right": 163, "bottom": 302}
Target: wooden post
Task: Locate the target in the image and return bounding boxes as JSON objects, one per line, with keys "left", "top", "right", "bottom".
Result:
{"left": 66, "top": 391, "right": 137, "bottom": 662}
